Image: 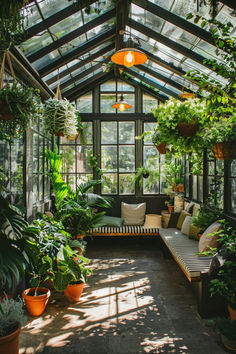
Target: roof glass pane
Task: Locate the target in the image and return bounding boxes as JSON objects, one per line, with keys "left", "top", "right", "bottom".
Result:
{"left": 38, "top": 0, "right": 71, "bottom": 19}
{"left": 71, "top": 63, "right": 92, "bottom": 78}
{"left": 193, "top": 40, "right": 224, "bottom": 62}
{"left": 59, "top": 34, "right": 87, "bottom": 54}
{"left": 171, "top": 0, "right": 212, "bottom": 20}
{"left": 20, "top": 30, "right": 53, "bottom": 56}
{"left": 131, "top": 4, "right": 164, "bottom": 32}
{"left": 34, "top": 50, "right": 61, "bottom": 71}
{"left": 82, "top": 1, "right": 114, "bottom": 24}
{"left": 148, "top": 0, "right": 173, "bottom": 11}
{"left": 86, "top": 22, "right": 115, "bottom": 40}
{"left": 148, "top": 61, "right": 173, "bottom": 76}
{"left": 161, "top": 22, "right": 198, "bottom": 49}
{"left": 49, "top": 12, "right": 83, "bottom": 39}
{"left": 23, "top": 3, "right": 42, "bottom": 28}
{"left": 62, "top": 68, "right": 102, "bottom": 93}
{"left": 216, "top": 5, "right": 236, "bottom": 30}
{"left": 163, "top": 84, "right": 181, "bottom": 94}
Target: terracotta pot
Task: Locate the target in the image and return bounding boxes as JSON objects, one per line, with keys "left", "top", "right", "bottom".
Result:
{"left": 177, "top": 122, "right": 198, "bottom": 137}
{"left": 22, "top": 287, "right": 51, "bottom": 316}
{"left": 0, "top": 99, "right": 14, "bottom": 121}
{"left": 212, "top": 142, "right": 236, "bottom": 160}
{"left": 177, "top": 183, "right": 184, "bottom": 193}
{"left": 50, "top": 130, "right": 64, "bottom": 137}
{"left": 228, "top": 305, "right": 236, "bottom": 321}
{"left": 221, "top": 334, "right": 236, "bottom": 352}
{"left": 167, "top": 205, "right": 174, "bottom": 214}
{"left": 64, "top": 283, "right": 84, "bottom": 302}
{"left": 155, "top": 142, "right": 168, "bottom": 154}
{"left": 0, "top": 325, "right": 21, "bottom": 354}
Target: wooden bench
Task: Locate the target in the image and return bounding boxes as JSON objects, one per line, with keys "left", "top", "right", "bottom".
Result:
{"left": 88, "top": 225, "right": 159, "bottom": 237}
{"left": 159, "top": 228, "right": 216, "bottom": 318}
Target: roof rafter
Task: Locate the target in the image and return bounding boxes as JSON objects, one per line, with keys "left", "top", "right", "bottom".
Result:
{"left": 24, "top": 0, "right": 96, "bottom": 41}
{"left": 65, "top": 71, "right": 114, "bottom": 101}
{"left": 124, "top": 68, "right": 180, "bottom": 99}
{"left": 46, "top": 43, "right": 114, "bottom": 85}
{"left": 129, "top": 19, "right": 213, "bottom": 70}
{"left": 133, "top": 0, "right": 215, "bottom": 46}
{"left": 38, "top": 28, "right": 115, "bottom": 77}
{"left": 28, "top": 8, "right": 116, "bottom": 63}
{"left": 59, "top": 59, "right": 108, "bottom": 92}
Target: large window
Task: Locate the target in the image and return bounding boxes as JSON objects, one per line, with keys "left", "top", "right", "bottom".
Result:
{"left": 207, "top": 152, "right": 224, "bottom": 208}
{"left": 143, "top": 93, "right": 158, "bottom": 113}
{"left": 101, "top": 121, "right": 135, "bottom": 195}
{"left": 59, "top": 122, "right": 93, "bottom": 190}
{"left": 229, "top": 160, "right": 236, "bottom": 213}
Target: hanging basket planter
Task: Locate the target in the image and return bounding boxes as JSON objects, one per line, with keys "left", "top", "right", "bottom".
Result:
{"left": 177, "top": 121, "right": 198, "bottom": 137}
{"left": 0, "top": 99, "right": 14, "bottom": 121}
{"left": 155, "top": 142, "right": 168, "bottom": 154}
{"left": 68, "top": 133, "right": 79, "bottom": 141}
{"left": 212, "top": 142, "right": 236, "bottom": 160}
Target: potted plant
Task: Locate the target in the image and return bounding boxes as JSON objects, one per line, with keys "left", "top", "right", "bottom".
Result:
{"left": 22, "top": 215, "right": 72, "bottom": 316}
{"left": 53, "top": 245, "right": 93, "bottom": 302}
{"left": 217, "top": 318, "right": 236, "bottom": 351}
{"left": 152, "top": 131, "right": 168, "bottom": 154}
{"left": 0, "top": 84, "right": 40, "bottom": 141}
{"left": 203, "top": 116, "right": 236, "bottom": 160}
{"left": 43, "top": 98, "right": 84, "bottom": 139}
{"left": 134, "top": 166, "right": 150, "bottom": 187}
{"left": 0, "top": 296, "right": 25, "bottom": 354}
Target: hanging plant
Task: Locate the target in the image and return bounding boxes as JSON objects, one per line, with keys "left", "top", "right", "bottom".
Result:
{"left": 0, "top": 0, "right": 28, "bottom": 51}
{"left": 151, "top": 98, "right": 207, "bottom": 156}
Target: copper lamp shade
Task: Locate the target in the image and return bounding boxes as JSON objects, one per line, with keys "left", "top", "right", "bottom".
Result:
{"left": 112, "top": 95, "right": 132, "bottom": 112}
{"left": 111, "top": 38, "right": 147, "bottom": 68}
{"left": 179, "top": 92, "right": 196, "bottom": 99}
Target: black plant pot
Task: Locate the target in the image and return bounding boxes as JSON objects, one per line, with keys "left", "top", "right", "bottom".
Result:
{"left": 143, "top": 172, "right": 149, "bottom": 179}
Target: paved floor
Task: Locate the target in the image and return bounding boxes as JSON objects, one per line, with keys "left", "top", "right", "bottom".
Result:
{"left": 20, "top": 237, "right": 226, "bottom": 354}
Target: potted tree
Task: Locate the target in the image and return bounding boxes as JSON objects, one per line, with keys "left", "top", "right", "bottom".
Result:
{"left": 53, "top": 245, "right": 93, "bottom": 302}
{"left": 0, "top": 297, "right": 25, "bottom": 354}
{"left": 203, "top": 116, "right": 236, "bottom": 160}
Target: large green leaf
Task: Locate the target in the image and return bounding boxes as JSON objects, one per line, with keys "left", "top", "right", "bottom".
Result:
{"left": 54, "top": 272, "right": 72, "bottom": 292}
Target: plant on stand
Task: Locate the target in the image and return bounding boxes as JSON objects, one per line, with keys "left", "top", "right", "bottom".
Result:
{"left": 0, "top": 296, "right": 25, "bottom": 354}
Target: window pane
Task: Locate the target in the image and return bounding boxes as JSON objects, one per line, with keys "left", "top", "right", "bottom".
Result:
{"left": 119, "top": 174, "right": 135, "bottom": 195}
{"left": 101, "top": 146, "right": 117, "bottom": 172}
{"left": 76, "top": 146, "right": 93, "bottom": 173}
{"left": 117, "top": 80, "right": 134, "bottom": 92}
{"left": 119, "top": 122, "right": 135, "bottom": 144}
{"left": 100, "top": 80, "right": 116, "bottom": 91}
{"left": 144, "top": 122, "right": 157, "bottom": 145}
{"left": 143, "top": 94, "right": 158, "bottom": 113}
{"left": 77, "top": 92, "right": 92, "bottom": 113}
{"left": 102, "top": 173, "right": 117, "bottom": 194}
{"left": 119, "top": 146, "right": 135, "bottom": 172}
{"left": 193, "top": 175, "right": 197, "bottom": 200}
{"left": 61, "top": 146, "right": 76, "bottom": 174}
{"left": 101, "top": 122, "right": 117, "bottom": 144}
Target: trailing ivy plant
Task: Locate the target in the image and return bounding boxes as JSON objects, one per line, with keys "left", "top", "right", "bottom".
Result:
{"left": 203, "top": 114, "right": 236, "bottom": 147}
{"left": 151, "top": 98, "right": 207, "bottom": 156}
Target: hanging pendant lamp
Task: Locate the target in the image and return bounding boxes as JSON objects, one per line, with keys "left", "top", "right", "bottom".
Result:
{"left": 179, "top": 78, "right": 195, "bottom": 99}
{"left": 112, "top": 94, "right": 132, "bottom": 112}
{"left": 111, "top": 38, "right": 147, "bottom": 68}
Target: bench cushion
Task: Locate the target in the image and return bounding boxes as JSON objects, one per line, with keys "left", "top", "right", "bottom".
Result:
{"left": 89, "top": 225, "right": 159, "bottom": 236}
{"left": 159, "top": 228, "right": 212, "bottom": 282}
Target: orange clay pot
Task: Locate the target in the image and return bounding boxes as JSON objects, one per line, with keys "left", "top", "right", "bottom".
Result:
{"left": 0, "top": 325, "right": 21, "bottom": 354}
{"left": 228, "top": 305, "right": 236, "bottom": 321}
{"left": 22, "top": 287, "right": 51, "bottom": 316}
{"left": 64, "top": 283, "right": 84, "bottom": 302}
{"left": 167, "top": 205, "right": 174, "bottom": 214}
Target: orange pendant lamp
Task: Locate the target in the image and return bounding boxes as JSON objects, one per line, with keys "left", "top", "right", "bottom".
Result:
{"left": 112, "top": 95, "right": 132, "bottom": 112}
{"left": 111, "top": 38, "right": 147, "bottom": 68}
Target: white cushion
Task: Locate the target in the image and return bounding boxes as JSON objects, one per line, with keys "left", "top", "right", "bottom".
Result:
{"left": 121, "top": 202, "right": 146, "bottom": 225}
{"left": 181, "top": 216, "right": 192, "bottom": 235}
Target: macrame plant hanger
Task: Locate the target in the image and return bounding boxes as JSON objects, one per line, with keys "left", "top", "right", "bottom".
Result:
{"left": 54, "top": 69, "right": 62, "bottom": 100}
{"left": 179, "top": 78, "right": 195, "bottom": 99}
{"left": 0, "top": 50, "right": 17, "bottom": 120}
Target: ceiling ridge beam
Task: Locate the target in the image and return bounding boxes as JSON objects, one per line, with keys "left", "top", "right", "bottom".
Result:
{"left": 129, "top": 19, "right": 212, "bottom": 70}
{"left": 38, "top": 28, "right": 115, "bottom": 77}
{"left": 124, "top": 68, "right": 180, "bottom": 98}
{"left": 46, "top": 43, "right": 114, "bottom": 85}
{"left": 66, "top": 71, "right": 113, "bottom": 101}
{"left": 59, "top": 59, "right": 108, "bottom": 91}
{"left": 28, "top": 8, "right": 116, "bottom": 63}
{"left": 122, "top": 75, "right": 167, "bottom": 101}
{"left": 24, "top": 0, "right": 97, "bottom": 41}
{"left": 133, "top": 0, "right": 215, "bottom": 46}
{"left": 138, "top": 64, "right": 193, "bottom": 93}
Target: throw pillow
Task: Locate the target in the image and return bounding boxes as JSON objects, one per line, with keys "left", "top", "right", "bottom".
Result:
{"left": 192, "top": 203, "right": 200, "bottom": 217}
{"left": 198, "top": 222, "right": 221, "bottom": 253}
{"left": 185, "top": 201, "right": 195, "bottom": 214}
{"left": 144, "top": 214, "right": 162, "bottom": 229}
{"left": 181, "top": 216, "right": 192, "bottom": 235}
{"left": 121, "top": 202, "right": 146, "bottom": 225}
{"left": 100, "top": 216, "right": 124, "bottom": 227}
{"left": 189, "top": 224, "right": 201, "bottom": 240}
{"left": 176, "top": 210, "right": 191, "bottom": 230}
{"left": 167, "top": 212, "right": 180, "bottom": 228}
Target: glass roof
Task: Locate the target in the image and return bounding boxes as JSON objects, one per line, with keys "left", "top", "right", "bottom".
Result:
{"left": 20, "top": 0, "right": 235, "bottom": 100}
